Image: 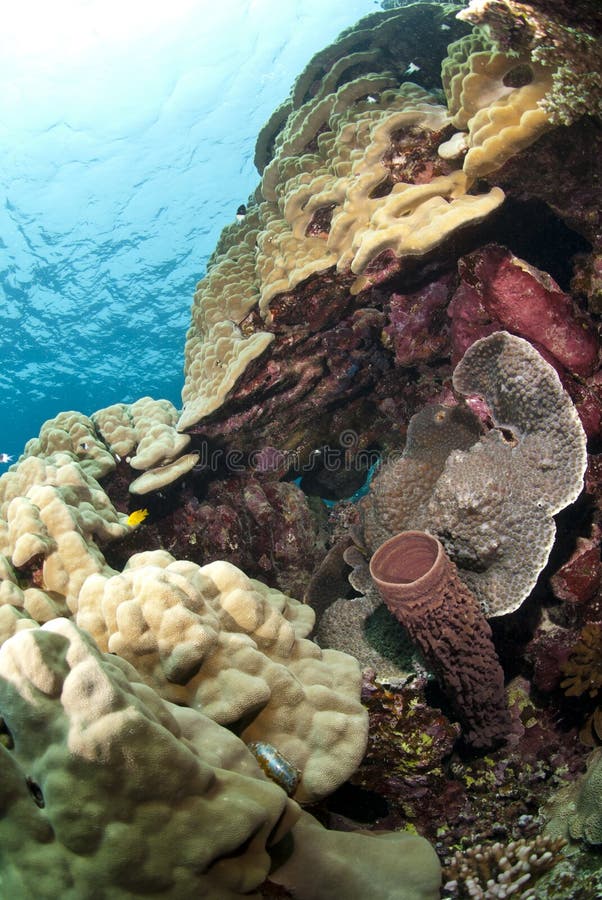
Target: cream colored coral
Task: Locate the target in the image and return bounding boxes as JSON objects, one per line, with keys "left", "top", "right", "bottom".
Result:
{"left": 0, "top": 617, "right": 440, "bottom": 898}
{"left": 462, "top": 73, "right": 553, "bottom": 179}
{"left": 21, "top": 410, "right": 116, "bottom": 479}
{"left": 181, "top": 66, "right": 508, "bottom": 429}
{"left": 255, "top": 82, "right": 504, "bottom": 315}
{"left": 0, "top": 618, "right": 299, "bottom": 898}
{"left": 0, "top": 453, "right": 127, "bottom": 610}
{"left": 93, "top": 396, "right": 190, "bottom": 469}
{"left": 179, "top": 214, "right": 275, "bottom": 432}
{"left": 179, "top": 322, "right": 274, "bottom": 431}
{"left": 441, "top": 29, "right": 555, "bottom": 181}
{"left": 75, "top": 551, "right": 367, "bottom": 803}
{"left": 128, "top": 451, "right": 200, "bottom": 495}
{"left": 345, "top": 173, "right": 504, "bottom": 274}
{"left": 0, "top": 604, "right": 37, "bottom": 647}
{"left": 91, "top": 401, "right": 137, "bottom": 458}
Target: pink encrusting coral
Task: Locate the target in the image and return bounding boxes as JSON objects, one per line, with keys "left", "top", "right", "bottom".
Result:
{"left": 369, "top": 530, "right": 510, "bottom": 749}
{"left": 448, "top": 244, "right": 599, "bottom": 376}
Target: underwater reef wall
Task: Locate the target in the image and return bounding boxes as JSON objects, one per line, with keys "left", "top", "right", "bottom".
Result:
{"left": 1, "top": 1, "right": 602, "bottom": 897}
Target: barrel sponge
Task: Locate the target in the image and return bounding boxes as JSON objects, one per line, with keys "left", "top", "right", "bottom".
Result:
{"left": 0, "top": 453, "right": 128, "bottom": 608}
{"left": 75, "top": 552, "right": 368, "bottom": 803}
{"left": 20, "top": 410, "right": 116, "bottom": 479}
{"left": 0, "top": 618, "right": 299, "bottom": 899}
{"left": 441, "top": 29, "right": 554, "bottom": 180}
{"left": 431, "top": 331, "right": 587, "bottom": 616}
{"left": 544, "top": 748, "right": 602, "bottom": 846}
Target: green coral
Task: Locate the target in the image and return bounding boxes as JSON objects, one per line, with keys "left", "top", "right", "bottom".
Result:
{"left": 458, "top": 0, "right": 602, "bottom": 125}
{"left": 532, "top": 28, "right": 602, "bottom": 125}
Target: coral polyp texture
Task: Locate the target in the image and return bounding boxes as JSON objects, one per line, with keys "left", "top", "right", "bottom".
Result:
{"left": 0, "top": 448, "right": 368, "bottom": 805}
{"left": 76, "top": 551, "right": 368, "bottom": 803}
{"left": 361, "top": 331, "right": 587, "bottom": 617}
{"left": 0, "top": 618, "right": 441, "bottom": 899}
{"left": 2, "top": 0, "right": 602, "bottom": 895}
{"left": 440, "top": 26, "right": 555, "bottom": 180}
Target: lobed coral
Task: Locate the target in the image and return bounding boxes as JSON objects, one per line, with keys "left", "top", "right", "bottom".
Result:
{"left": 0, "top": 618, "right": 441, "bottom": 899}
{"left": 458, "top": 0, "right": 602, "bottom": 126}
{"left": 179, "top": 3, "right": 514, "bottom": 437}
{"left": 2, "top": 3, "right": 602, "bottom": 894}
{"left": 440, "top": 26, "right": 555, "bottom": 180}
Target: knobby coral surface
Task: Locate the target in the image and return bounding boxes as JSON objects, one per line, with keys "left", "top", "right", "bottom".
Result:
{"left": 1, "top": 1, "right": 602, "bottom": 895}
{"left": 0, "top": 619, "right": 441, "bottom": 900}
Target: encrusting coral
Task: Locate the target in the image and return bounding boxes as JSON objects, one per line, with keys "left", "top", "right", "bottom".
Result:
{"left": 457, "top": 0, "right": 602, "bottom": 126}
{"left": 75, "top": 550, "right": 368, "bottom": 803}
{"left": 544, "top": 746, "right": 602, "bottom": 847}
{"left": 19, "top": 399, "right": 199, "bottom": 496}
{"left": 178, "top": 2, "right": 517, "bottom": 436}
{"left": 0, "top": 451, "right": 368, "bottom": 805}
{"left": 440, "top": 25, "right": 555, "bottom": 180}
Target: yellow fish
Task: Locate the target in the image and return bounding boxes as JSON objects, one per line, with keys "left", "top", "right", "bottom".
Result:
{"left": 127, "top": 508, "right": 149, "bottom": 528}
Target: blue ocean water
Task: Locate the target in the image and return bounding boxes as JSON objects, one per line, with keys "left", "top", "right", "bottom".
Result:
{"left": 0, "top": 0, "right": 380, "bottom": 466}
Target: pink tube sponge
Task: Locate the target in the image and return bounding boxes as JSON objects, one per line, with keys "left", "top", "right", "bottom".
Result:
{"left": 369, "top": 530, "right": 510, "bottom": 750}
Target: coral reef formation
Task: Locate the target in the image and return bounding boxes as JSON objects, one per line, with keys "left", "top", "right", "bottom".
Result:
{"left": 0, "top": 618, "right": 441, "bottom": 899}
{"left": 2, "top": 0, "right": 602, "bottom": 894}
{"left": 370, "top": 530, "right": 510, "bottom": 748}
{"left": 0, "top": 450, "right": 367, "bottom": 804}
